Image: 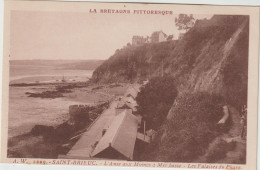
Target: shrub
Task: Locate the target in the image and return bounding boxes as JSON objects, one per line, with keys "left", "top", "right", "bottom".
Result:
{"left": 136, "top": 76, "right": 178, "bottom": 129}
{"left": 156, "top": 92, "right": 231, "bottom": 162}
{"left": 206, "top": 139, "right": 236, "bottom": 163}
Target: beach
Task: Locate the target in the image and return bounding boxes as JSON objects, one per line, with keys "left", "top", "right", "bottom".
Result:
{"left": 9, "top": 69, "right": 91, "bottom": 138}
{"left": 8, "top": 61, "right": 128, "bottom": 138}
{"left": 8, "top": 81, "right": 128, "bottom": 138}
{"left": 8, "top": 64, "right": 129, "bottom": 158}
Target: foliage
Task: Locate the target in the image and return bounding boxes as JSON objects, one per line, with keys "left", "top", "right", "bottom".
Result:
{"left": 91, "top": 15, "right": 249, "bottom": 163}
{"left": 136, "top": 76, "right": 178, "bottom": 129}
{"left": 205, "top": 138, "right": 236, "bottom": 163}
{"left": 156, "top": 92, "right": 231, "bottom": 162}
{"left": 175, "top": 14, "right": 195, "bottom": 32}
{"left": 92, "top": 41, "right": 176, "bottom": 83}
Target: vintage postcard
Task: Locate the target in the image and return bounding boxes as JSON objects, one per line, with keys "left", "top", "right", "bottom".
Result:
{"left": 1, "top": 1, "right": 259, "bottom": 169}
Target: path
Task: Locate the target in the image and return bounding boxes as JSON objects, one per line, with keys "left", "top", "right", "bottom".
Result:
{"left": 60, "top": 83, "right": 141, "bottom": 159}
{"left": 62, "top": 101, "right": 118, "bottom": 159}
{"left": 216, "top": 106, "right": 246, "bottom": 164}
{"left": 194, "top": 106, "right": 246, "bottom": 164}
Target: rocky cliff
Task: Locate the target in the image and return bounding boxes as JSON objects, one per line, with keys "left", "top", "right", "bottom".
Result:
{"left": 92, "top": 15, "right": 249, "bottom": 110}
{"left": 92, "top": 15, "right": 249, "bottom": 163}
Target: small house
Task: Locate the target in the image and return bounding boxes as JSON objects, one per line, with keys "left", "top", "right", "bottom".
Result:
{"left": 91, "top": 110, "right": 139, "bottom": 160}
{"left": 150, "top": 31, "right": 167, "bottom": 43}
{"left": 125, "top": 86, "right": 139, "bottom": 99}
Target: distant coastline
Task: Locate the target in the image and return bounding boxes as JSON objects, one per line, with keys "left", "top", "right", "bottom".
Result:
{"left": 9, "top": 59, "right": 103, "bottom": 84}
{"left": 10, "top": 59, "right": 104, "bottom": 70}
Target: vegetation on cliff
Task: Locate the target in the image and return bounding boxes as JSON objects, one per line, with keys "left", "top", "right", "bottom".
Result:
{"left": 159, "top": 93, "right": 231, "bottom": 162}
{"left": 92, "top": 15, "right": 249, "bottom": 163}
{"left": 92, "top": 15, "right": 248, "bottom": 110}
{"left": 136, "top": 76, "right": 178, "bottom": 129}
{"left": 139, "top": 92, "right": 231, "bottom": 162}
{"left": 92, "top": 41, "right": 177, "bottom": 83}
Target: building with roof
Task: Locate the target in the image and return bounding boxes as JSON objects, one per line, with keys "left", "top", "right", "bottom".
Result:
{"left": 116, "top": 103, "right": 134, "bottom": 112}
{"left": 90, "top": 109, "right": 139, "bottom": 160}
{"left": 125, "top": 86, "right": 139, "bottom": 99}
{"left": 125, "top": 96, "right": 137, "bottom": 106}
{"left": 117, "top": 90, "right": 139, "bottom": 112}
{"left": 150, "top": 31, "right": 167, "bottom": 43}
{"left": 117, "top": 102, "right": 137, "bottom": 112}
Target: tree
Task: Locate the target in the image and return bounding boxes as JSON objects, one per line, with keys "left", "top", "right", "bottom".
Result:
{"left": 175, "top": 14, "right": 195, "bottom": 32}
{"left": 136, "top": 76, "right": 178, "bottom": 129}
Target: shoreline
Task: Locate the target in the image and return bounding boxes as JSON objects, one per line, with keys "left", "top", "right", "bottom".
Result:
{"left": 7, "top": 101, "right": 110, "bottom": 159}
{"left": 8, "top": 81, "right": 129, "bottom": 158}
{"left": 9, "top": 80, "right": 90, "bottom": 87}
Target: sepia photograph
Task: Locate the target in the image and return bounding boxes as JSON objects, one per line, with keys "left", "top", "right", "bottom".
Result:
{"left": 1, "top": 1, "right": 259, "bottom": 170}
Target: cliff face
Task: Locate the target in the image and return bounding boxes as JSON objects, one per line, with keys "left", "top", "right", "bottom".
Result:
{"left": 92, "top": 15, "right": 249, "bottom": 109}
{"left": 92, "top": 41, "right": 178, "bottom": 83}
{"left": 167, "top": 15, "right": 249, "bottom": 112}
{"left": 92, "top": 15, "right": 249, "bottom": 163}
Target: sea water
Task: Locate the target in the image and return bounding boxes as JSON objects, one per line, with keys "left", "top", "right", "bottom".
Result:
{"left": 8, "top": 63, "right": 93, "bottom": 138}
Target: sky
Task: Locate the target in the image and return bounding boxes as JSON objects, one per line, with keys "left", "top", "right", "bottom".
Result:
{"left": 10, "top": 11, "right": 212, "bottom": 60}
